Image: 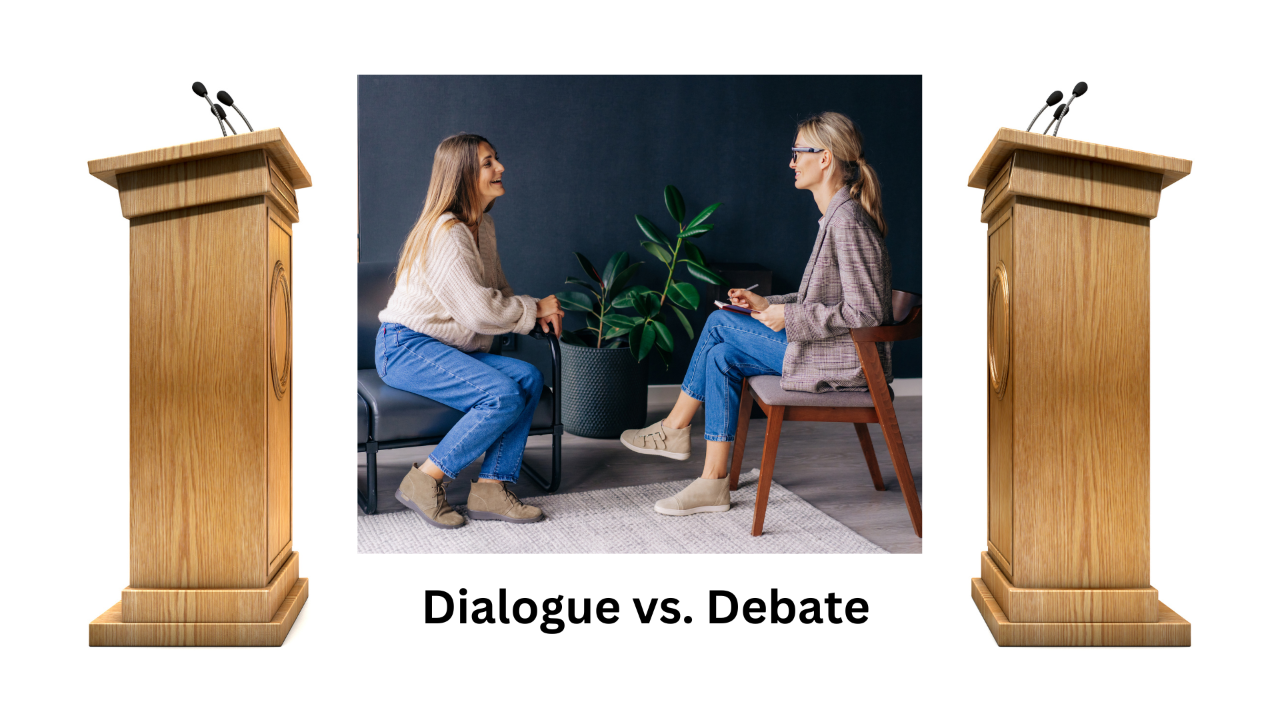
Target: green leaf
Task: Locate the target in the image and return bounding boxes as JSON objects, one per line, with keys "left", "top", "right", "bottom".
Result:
{"left": 603, "top": 325, "right": 631, "bottom": 339}
{"left": 558, "top": 330, "right": 587, "bottom": 346}
{"left": 565, "top": 276, "right": 598, "bottom": 293}
{"left": 639, "top": 323, "right": 656, "bottom": 359}
{"left": 641, "top": 241, "right": 672, "bottom": 264}
{"left": 635, "top": 215, "right": 672, "bottom": 246}
{"left": 664, "top": 185, "right": 686, "bottom": 224}
{"left": 606, "top": 339, "right": 623, "bottom": 348}
{"left": 628, "top": 324, "right": 644, "bottom": 361}
{"left": 653, "top": 321, "right": 674, "bottom": 352}
{"left": 573, "top": 252, "right": 601, "bottom": 283}
{"left": 669, "top": 282, "right": 700, "bottom": 310}
{"left": 602, "top": 251, "right": 628, "bottom": 288}
{"left": 669, "top": 305, "right": 695, "bottom": 339}
{"left": 654, "top": 344, "right": 671, "bottom": 369}
{"left": 556, "top": 291, "right": 594, "bottom": 312}
{"left": 686, "top": 202, "right": 722, "bottom": 229}
{"left": 682, "top": 241, "right": 707, "bottom": 267}
{"left": 612, "top": 286, "right": 645, "bottom": 309}
{"left": 606, "top": 263, "right": 644, "bottom": 303}
{"left": 603, "top": 313, "right": 641, "bottom": 330}
{"left": 684, "top": 261, "right": 728, "bottom": 286}
{"left": 677, "top": 223, "right": 713, "bottom": 239}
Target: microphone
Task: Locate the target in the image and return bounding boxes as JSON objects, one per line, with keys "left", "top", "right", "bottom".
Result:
{"left": 1049, "top": 82, "right": 1088, "bottom": 137}
{"left": 1025, "top": 90, "right": 1063, "bottom": 132}
{"left": 212, "top": 104, "right": 238, "bottom": 135}
{"left": 1043, "top": 104, "right": 1067, "bottom": 135}
{"left": 192, "top": 81, "right": 227, "bottom": 136}
{"left": 216, "top": 90, "right": 254, "bottom": 132}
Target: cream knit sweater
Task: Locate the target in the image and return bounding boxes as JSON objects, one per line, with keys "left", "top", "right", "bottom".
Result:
{"left": 378, "top": 213, "right": 538, "bottom": 352}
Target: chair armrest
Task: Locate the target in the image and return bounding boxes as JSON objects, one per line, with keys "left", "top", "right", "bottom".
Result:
{"left": 849, "top": 306, "right": 921, "bottom": 342}
{"left": 528, "top": 327, "right": 562, "bottom": 429}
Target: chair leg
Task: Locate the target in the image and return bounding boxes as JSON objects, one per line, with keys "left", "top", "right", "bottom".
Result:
{"left": 854, "top": 423, "right": 886, "bottom": 491}
{"left": 855, "top": 341, "right": 922, "bottom": 538}
{"left": 751, "top": 406, "right": 785, "bottom": 537}
{"left": 362, "top": 441, "right": 380, "bottom": 515}
{"left": 551, "top": 427, "right": 562, "bottom": 493}
{"left": 729, "top": 377, "right": 754, "bottom": 491}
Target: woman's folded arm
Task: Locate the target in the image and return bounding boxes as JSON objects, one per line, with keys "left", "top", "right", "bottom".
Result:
{"left": 424, "top": 228, "right": 537, "bottom": 337}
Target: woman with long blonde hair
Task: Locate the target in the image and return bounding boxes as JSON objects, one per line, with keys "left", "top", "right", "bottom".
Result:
{"left": 620, "top": 111, "right": 894, "bottom": 516}
{"left": 376, "top": 133, "right": 563, "bottom": 529}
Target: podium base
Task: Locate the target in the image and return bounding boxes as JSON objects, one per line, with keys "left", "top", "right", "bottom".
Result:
{"left": 89, "top": 578, "right": 308, "bottom": 647}
{"left": 972, "top": 578, "right": 1189, "bottom": 646}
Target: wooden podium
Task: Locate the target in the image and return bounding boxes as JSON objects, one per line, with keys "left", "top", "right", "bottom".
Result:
{"left": 968, "top": 129, "right": 1192, "bottom": 646}
{"left": 86, "top": 129, "right": 310, "bottom": 646}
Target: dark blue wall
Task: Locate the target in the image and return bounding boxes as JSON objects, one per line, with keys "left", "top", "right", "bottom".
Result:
{"left": 358, "top": 76, "right": 921, "bottom": 383}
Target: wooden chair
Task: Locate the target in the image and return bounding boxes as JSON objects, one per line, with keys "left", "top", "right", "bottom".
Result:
{"left": 728, "top": 290, "right": 922, "bottom": 538}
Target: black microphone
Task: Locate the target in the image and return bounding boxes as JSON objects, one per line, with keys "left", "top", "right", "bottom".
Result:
{"left": 216, "top": 90, "right": 254, "bottom": 132}
{"left": 1026, "top": 90, "right": 1063, "bottom": 132}
{"left": 1050, "top": 82, "right": 1088, "bottom": 137}
{"left": 212, "top": 104, "right": 238, "bottom": 135}
{"left": 192, "top": 81, "right": 227, "bottom": 136}
{"left": 1043, "top": 104, "right": 1067, "bottom": 135}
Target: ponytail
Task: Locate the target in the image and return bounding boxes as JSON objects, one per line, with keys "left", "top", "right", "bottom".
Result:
{"left": 796, "top": 112, "right": 888, "bottom": 237}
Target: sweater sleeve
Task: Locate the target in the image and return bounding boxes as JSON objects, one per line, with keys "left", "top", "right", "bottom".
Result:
{"left": 765, "top": 292, "right": 798, "bottom": 305}
{"left": 423, "top": 226, "right": 538, "bottom": 336}
{"left": 781, "top": 218, "right": 890, "bottom": 343}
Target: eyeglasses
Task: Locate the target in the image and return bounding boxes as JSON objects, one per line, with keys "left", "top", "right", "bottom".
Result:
{"left": 791, "top": 146, "right": 824, "bottom": 162}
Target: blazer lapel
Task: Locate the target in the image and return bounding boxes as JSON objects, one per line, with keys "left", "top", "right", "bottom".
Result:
{"left": 797, "top": 188, "right": 853, "bottom": 299}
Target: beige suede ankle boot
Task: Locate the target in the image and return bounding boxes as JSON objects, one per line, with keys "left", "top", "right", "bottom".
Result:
{"left": 467, "top": 481, "right": 544, "bottom": 523}
{"left": 394, "top": 463, "right": 465, "bottom": 529}
{"left": 620, "top": 419, "right": 692, "bottom": 460}
{"left": 654, "top": 475, "right": 731, "bottom": 516}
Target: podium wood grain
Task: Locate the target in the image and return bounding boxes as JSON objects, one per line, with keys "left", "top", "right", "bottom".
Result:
{"left": 971, "top": 129, "right": 1190, "bottom": 646}
{"left": 91, "top": 130, "right": 308, "bottom": 646}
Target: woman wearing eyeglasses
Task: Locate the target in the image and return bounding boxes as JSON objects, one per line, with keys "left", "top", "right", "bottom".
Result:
{"left": 619, "top": 111, "right": 894, "bottom": 517}
{"left": 375, "top": 133, "right": 564, "bottom": 529}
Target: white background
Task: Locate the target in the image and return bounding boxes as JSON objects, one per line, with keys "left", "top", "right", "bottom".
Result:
{"left": 2, "top": 2, "right": 1275, "bottom": 716}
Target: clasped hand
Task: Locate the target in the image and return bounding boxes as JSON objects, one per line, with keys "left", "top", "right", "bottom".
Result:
{"left": 536, "top": 295, "right": 564, "bottom": 337}
{"left": 728, "top": 287, "right": 785, "bottom": 331}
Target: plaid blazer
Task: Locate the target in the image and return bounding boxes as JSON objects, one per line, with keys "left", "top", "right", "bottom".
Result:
{"left": 764, "top": 187, "right": 893, "bottom": 393}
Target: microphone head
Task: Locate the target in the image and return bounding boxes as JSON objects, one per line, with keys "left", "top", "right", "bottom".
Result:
{"left": 1046, "top": 90, "right": 1064, "bottom": 105}
{"left": 217, "top": 90, "right": 234, "bottom": 106}
{"left": 1073, "top": 82, "right": 1088, "bottom": 97}
{"left": 192, "top": 81, "right": 208, "bottom": 97}
{"left": 1053, "top": 104, "right": 1067, "bottom": 119}
{"left": 212, "top": 104, "right": 228, "bottom": 120}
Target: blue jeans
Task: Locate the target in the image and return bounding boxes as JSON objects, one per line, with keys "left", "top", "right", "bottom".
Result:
{"left": 375, "top": 323, "right": 543, "bottom": 483}
{"left": 681, "top": 310, "right": 787, "bottom": 442}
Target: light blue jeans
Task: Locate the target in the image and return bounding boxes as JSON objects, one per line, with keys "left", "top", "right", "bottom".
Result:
{"left": 681, "top": 310, "right": 788, "bottom": 442}
{"left": 375, "top": 322, "right": 543, "bottom": 483}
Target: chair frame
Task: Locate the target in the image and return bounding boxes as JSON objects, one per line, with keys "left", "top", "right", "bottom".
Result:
{"left": 728, "top": 305, "right": 922, "bottom": 538}
{"left": 357, "top": 329, "right": 563, "bottom": 515}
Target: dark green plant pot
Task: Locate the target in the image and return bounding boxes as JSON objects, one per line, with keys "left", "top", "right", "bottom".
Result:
{"left": 560, "top": 343, "right": 650, "bottom": 439}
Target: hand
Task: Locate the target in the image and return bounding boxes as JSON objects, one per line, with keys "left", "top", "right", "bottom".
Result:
{"left": 537, "top": 295, "right": 564, "bottom": 337}
{"left": 728, "top": 287, "right": 769, "bottom": 312}
{"left": 752, "top": 303, "right": 786, "bottom": 332}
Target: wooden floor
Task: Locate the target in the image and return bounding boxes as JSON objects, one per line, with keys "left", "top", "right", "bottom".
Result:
{"left": 357, "top": 396, "right": 923, "bottom": 553}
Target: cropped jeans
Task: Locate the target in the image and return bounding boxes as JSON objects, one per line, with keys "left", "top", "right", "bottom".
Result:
{"left": 681, "top": 310, "right": 788, "bottom": 442}
{"left": 375, "top": 322, "right": 543, "bottom": 483}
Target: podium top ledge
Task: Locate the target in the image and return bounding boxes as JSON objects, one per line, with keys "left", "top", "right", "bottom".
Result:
{"left": 88, "top": 128, "right": 311, "bottom": 190}
{"left": 968, "top": 128, "right": 1191, "bottom": 190}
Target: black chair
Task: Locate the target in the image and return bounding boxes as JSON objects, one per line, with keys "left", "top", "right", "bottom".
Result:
{"left": 357, "top": 262, "right": 562, "bottom": 514}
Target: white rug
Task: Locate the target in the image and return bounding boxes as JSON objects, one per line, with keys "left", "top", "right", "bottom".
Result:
{"left": 357, "top": 470, "right": 887, "bottom": 554}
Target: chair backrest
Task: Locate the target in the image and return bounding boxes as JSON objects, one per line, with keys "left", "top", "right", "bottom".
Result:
{"left": 891, "top": 289, "right": 922, "bottom": 325}
{"left": 358, "top": 262, "right": 398, "bottom": 370}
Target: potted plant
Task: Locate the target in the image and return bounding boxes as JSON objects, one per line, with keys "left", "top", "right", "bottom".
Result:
{"left": 555, "top": 185, "right": 726, "bottom": 438}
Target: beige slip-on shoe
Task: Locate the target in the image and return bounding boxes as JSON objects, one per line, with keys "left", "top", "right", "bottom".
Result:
{"left": 467, "top": 481, "right": 545, "bottom": 523}
{"left": 394, "top": 463, "right": 466, "bottom": 529}
{"left": 654, "top": 475, "right": 731, "bottom": 516}
{"left": 620, "top": 419, "right": 692, "bottom": 460}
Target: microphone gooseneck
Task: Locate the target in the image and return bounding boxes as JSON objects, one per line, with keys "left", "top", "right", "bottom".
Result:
{"left": 217, "top": 90, "right": 254, "bottom": 132}
{"left": 1043, "top": 104, "right": 1067, "bottom": 135}
{"left": 212, "top": 104, "right": 237, "bottom": 135}
{"left": 1026, "top": 89, "right": 1064, "bottom": 132}
{"left": 195, "top": 81, "right": 228, "bottom": 135}
{"left": 1051, "top": 81, "right": 1088, "bottom": 136}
